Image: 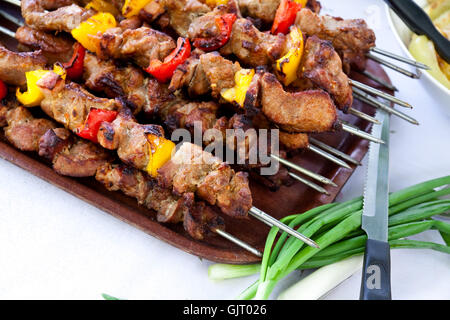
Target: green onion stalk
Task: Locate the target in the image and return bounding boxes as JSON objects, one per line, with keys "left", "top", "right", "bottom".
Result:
{"left": 207, "top": 176, "right": 450, "bottom": 300}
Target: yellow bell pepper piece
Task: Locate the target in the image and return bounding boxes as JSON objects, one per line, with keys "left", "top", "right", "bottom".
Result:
{"left": 122, "top": 0, "right": 153, "bottom": 18}
{"left": 86, "top": 0, "right": 120, "bottom": 15}
{"left": 16, "top": 65, "right": 66, "bottom": 107}
{"left": 206, "top": 0, "right": 228, "bottom": 6}
{"left": 220, "top": 69, "right": 255, "bottom": 107}
{"left": 146, "top": 134, "right": 175, "bottom": 177}
{"left": 275, "top": 26, "right": 304, "bottom": 86}
{"left": 294, "top": 0, "right": 307, "bottom": 6}
{"left": 71, "top": 12, "right": 117, "bottom": 53}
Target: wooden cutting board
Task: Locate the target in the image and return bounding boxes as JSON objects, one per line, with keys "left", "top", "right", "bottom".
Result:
{"left": 0, "top": 59, "right": 393, "bottom": 264}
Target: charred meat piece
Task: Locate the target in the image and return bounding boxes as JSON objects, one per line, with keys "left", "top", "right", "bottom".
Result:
{"left": 83, "top": 52, "right": 148, "bottom": 114}
{"left": 260, "top": 73, "right": 338, "bottom": 133}
{"left": 295, "top": 9, "right": 376, "bottom": 72}
{"left": 0, "top": 45, "right": 47, "bottom": 87}
{"left": 158, "top": 142, "right": 252, "bottom": 218}
{"left": 97, "top": 107, "right": 164, "bottom": 171}
{"left": 4, "top": 106, "right": 56, "bottom": 152}
{"left": 37, "top": 71, "right": 121, "bottom": 131}
{"left": 21, "top": 0, "right": 94, "bottom": 32}
{"left": 97, "top": 27, "right": 176, "bottom": 68}
{"left": 15, "top": 26, "right": 75, "bottom": 64}
{"left": 39, "top": 128, "right": 111, "bottom": 177}
{"left": 222, "top": 18, "right": 287, "bottom": 67}
{"left": 301, "top": 36, "right": 353, "bottom": 111}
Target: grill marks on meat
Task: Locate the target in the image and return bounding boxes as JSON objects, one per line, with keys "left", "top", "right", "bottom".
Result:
{"left": 295, "top": 8, "right": 376, "bottom": 72}
{"left": 15, "top": 26, "right": 75, "bottom": 64}
{"left": 97, "top": 107, "right": 164, "bottom": 171}
{"left": 83, "top": 52, "right": 148, "bottom": 114}
{"left": 97, "top": 27, "right": 176, "bottom": 68}
{"left": 21, "top": 0, "right": 94, "bottom": 32}
{"left": 223, "top": 18, "right": 287, "bottom": 67}
{"left": 158, "top": 142, "right": 252, "bottom": 218}
{"left": 95, "top": 163, "right": 225, "bottom": 240}
{"left": 301, "top": 36, "right": 353, "bottom": 111}
{"left": 0, "top": 45, "right": 47, "bottom": 87}
{"left": 37, "top": 72, "right": 121, "bottom": 131}
{"left": 261, "top": 73, "right": 337, "bottom": 133}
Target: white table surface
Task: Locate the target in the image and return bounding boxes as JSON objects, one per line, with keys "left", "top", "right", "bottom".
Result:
{"left": 0, "top": 0, "right": 449, "bottom": 300}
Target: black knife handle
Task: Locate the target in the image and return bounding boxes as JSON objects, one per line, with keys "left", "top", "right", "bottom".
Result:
{"left": 360, "top": 239, "right": 392, "bottom": 300}
{"left": 384, "top": 0, "right": 450, "bottom": 63}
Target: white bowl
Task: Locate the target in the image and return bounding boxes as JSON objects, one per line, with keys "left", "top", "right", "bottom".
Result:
{"left": 385, "top": 1, "right": 450, "bottom": 115}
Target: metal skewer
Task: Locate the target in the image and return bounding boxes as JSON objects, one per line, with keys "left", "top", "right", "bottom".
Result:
{"left": 3, "top": 0, "right": 20, "bottom": 6}
{"left": 309, "top": 138, "right": 361, "bottom": 166}
{"left": 288, "top": 172, "right": 330, "bottom": 195}
{"left": 353, "top": 89, "right": 419, "bottom": 125}
{"left": 249, "top": 207, "right": 320, "bottom": 248}
{"left": 214, "top": 229, "right": 263, "bottom": 257}
{"left": 371, "top": 47, "right": 430, "bottom": 70}
{"left": 348, "top": 107, "right": 381, "bottom": 125}
{"left": 366, "top": 53, "right": 421, "bottom": 79}
{"left": 340, "top": 122, "right": 385, "bottom": 144}
{"left": 0, "top": 9, "right": 23, "bottom": 26}
{"left": 271, "top": 154, "right": 338, "bottom": 187}
{"left": 0, "top": 24, "right": 15, "bottom": 38}
{"left": 350, "top": 79, "right": 413, "bottom": 109}
{"left": 307, "top": 145, "right": 351, "bottom": 169}
{"left": 358, "top": 70, "right": 398, "bottom": 92}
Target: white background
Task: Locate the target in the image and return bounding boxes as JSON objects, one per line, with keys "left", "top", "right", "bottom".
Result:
{"left": 0, "top": 0, "right": 449, "bottom": 300}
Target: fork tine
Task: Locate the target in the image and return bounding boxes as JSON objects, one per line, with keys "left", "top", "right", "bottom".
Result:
{"left": 358, "top": 70, "right": 398, "bottom": 92}
{"left": 349, "top": 79, "right": 413, "bottom": 109}
{"left": 366, "top": 53, "right": 421, "bottom": 79}
{"left": 371, "top": 47, "right": 430, "bottom": 70}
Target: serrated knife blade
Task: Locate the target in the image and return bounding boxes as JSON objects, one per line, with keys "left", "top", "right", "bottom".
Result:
{"left": 360, "top": 108, "right": 392, "bottom": 300}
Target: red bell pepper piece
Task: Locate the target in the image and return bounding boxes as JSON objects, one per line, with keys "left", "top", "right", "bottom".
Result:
{"left": 76, "top": 108, "right": 118, "bottom": 143}
{"left": 193, "top": 13, "right": 237, "bottom": 51}
{"left": 271, "top": 0, "right": 303, "bottom": 35}
{"left": 0, "top": 80, "right": 7, "bottom": 100}
{"left": 145, "top": 37, "right": 191, "bottom": 83}
{"left": 63, "top": 42, "right": 86, "bottom": 80}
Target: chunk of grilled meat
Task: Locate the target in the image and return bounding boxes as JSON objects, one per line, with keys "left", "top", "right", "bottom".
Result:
{"left": 97, "top": 107, "right": 164, "bottom": 171}
{"left": 158, "top": 142, "right": 252, "bottom": 218}
{"left": 21, "top": 0, "right": 94, "bottom": 33}
{"left": 39, "top": 128, "right": 112, "bottom": 177}
{"left": 301, "top": 36, "right": 353, "bottom": 112}
{"left": 97, "top": 27, "right": 176, "bottom": 68}
{"left": 238, "top": 0, "right": 321, "bottom": 23}
{"left": 4, "top": 106, "right": 110, "bottom": 177}
{"left": 295, "top": 8, "right": 376, "bottom": 72}
{"left": 261, "top": 73, "right": 338, "bottom": 133}
{"left": 165, "top": 0, "right": 212, "bottom": 37}
{"left": 15, "top": 25, "right": 75, "bottom": 64}
{"left": 83, "top": 52, "right": 148, "bottom": 114}
{"left": 169, "top": 50, "right": 240, "bottom": 98}
{"left": 95, "top": 163, "right": 225, "bottom": 240}
{"left": 4, "top": 107, "right": 57, "bottom": 152}
{"left": 36, "top": 71, "right": 121, "bottom": 131}
{"left": 221, "top": 18, "right": 287, "bottom": 67}
{"left": 0, "top": 45, "right": 47, "bottom": 87}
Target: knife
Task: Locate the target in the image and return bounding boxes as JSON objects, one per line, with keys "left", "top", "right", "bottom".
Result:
{"left": 359, "top": 108, "right": 392, "bottom": 300}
